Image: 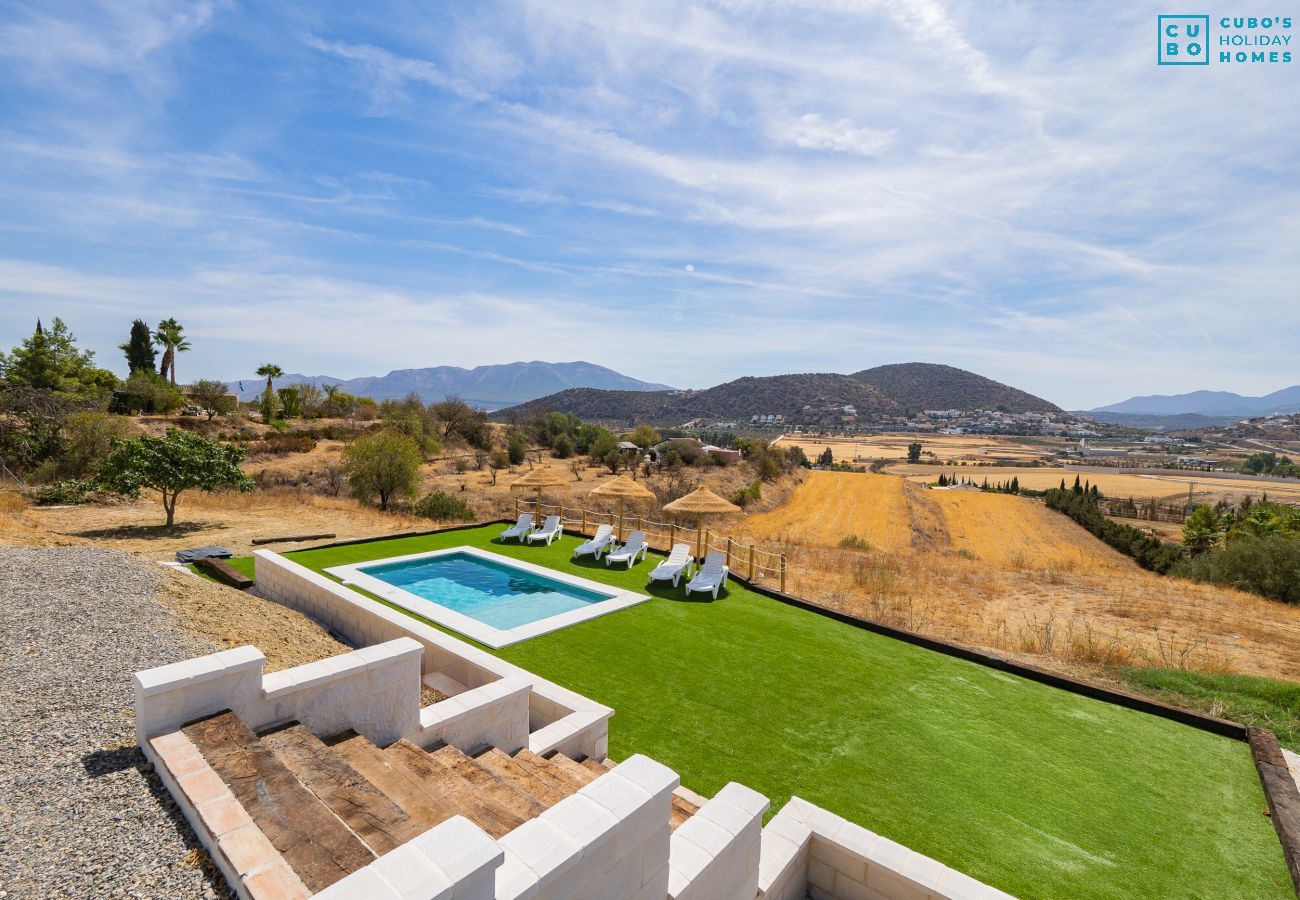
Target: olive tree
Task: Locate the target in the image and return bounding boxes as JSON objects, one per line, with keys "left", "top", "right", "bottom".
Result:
{"left": 341, "top": 429, "right": 422, "bottom": 511}
{"left": 97, "top": 429, "right": 254, "bottom": 526}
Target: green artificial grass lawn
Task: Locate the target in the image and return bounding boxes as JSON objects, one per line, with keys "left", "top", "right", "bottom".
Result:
{"left": 186, "top": 555, "right": 257, "bottom": 584}
{"left": 279, "top": 528, "right": 1291, "bottom": 900}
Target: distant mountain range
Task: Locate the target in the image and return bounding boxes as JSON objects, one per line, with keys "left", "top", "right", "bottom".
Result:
{"left": 495, "top": 363, "right": 1061, "bottom": 425}
{"left": 226, "top": 361, "right": 672, "bottom": 409}
{"left": 1092, "top": 385, "right": 1300, "bottom": 418}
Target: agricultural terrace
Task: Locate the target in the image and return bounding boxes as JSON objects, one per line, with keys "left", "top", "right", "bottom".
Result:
{"left": 277, "top": 526, "right": 1291, "bottom": 900}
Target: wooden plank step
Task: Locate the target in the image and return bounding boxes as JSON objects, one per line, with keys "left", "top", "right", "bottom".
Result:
{"left": 579, "top": 757, "right": 608, "bottom": 775}
{"left": 473, "top": 748, "right": 569, "bottom": 806}
{"left": 183, "top": 711, "right": 374, "bottom": 892}
{"left": 384, "top": 741, "right": 526, "bottom": 838}
{"left": 546, "top": 752, "right": 602, "bottom": 787}
{"left": 425, "top": 745, "right": 549, "bottom": 821}
{"left": 327, "top": 731, "right": 460, "bottom": 833}
{"left": 511, "top": 749, "right": 589, "bottom": 796}
{"left": 671, "top": 794, "right": 700, "bottom": 830}
{"left": 259, "top": 724, "right": 418, "bottom": 856}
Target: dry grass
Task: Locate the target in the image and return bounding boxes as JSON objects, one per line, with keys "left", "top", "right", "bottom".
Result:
{"left": 740, "top": 472, "right": 1300, "bottom": 682}
{"left": 775, "top": 433, "right": 1052, "bottom": 463}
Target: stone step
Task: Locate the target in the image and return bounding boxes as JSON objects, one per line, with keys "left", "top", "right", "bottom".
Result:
{"left": 544, "top": 751, "right": 603, "bottom": 787}
{"left": 473, "top": 748, "right": 570, "bottom": 806}
{"left": 258, "top": 723, "right": 418, "bottom": 857}
{"left": 385, "top": 740, "right": 527, "bottom": 838}
{"left": 183, "top": 711, "right": 375, "bottom": 893}
{"left": 327, "top": 731, "right": 462, "bottom": 833}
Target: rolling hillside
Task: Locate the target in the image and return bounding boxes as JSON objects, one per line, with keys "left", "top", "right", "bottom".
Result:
{"left": 226, "top": 361, "right": 671, "bottom": 408}
{"left": 1093, "top": 384, "right": 1300, "bottom": 417}
{"left": 496, "top": 373, "right": 899, "bottom": 425}
{"left": 853, "top": 362, "right": 1061, "bottom": 413}
{"left": 497, "top": 362, "right": 1059, "bottom": 424}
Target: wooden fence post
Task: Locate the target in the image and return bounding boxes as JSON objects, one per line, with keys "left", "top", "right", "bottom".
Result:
{"left": 581, "top": 508, "right": 587, "bottom": 536}
{"left": 780, "top": 554, "right": 787, "bottom": 593}
{"left": 748, "top": 546, "right": 755, "bottom": 581}
{"left": 514, "top": 496, "right": 519, "bottom": 519}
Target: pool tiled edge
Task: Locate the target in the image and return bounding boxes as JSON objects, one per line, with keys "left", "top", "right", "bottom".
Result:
{"left": 323, "top": 545, "right": 652, "bottom": 648}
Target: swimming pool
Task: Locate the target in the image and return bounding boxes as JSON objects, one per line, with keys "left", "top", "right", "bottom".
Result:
{"left": 323, "top": 547, "right": 651, "bottom": 647}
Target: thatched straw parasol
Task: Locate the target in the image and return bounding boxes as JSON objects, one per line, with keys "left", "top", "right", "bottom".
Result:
{"left": 510, "top": 467, "right": 569, "bottom": 518}
{"left": 589, "top": 475, "right": 656, "bottom": 541}
{"left": 662, "top": 487, "right": 741, "bottom": 559}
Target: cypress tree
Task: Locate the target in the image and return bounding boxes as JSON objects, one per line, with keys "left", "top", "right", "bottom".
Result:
{"left": 120, "top": 319, "right": 157, "bottom": 373}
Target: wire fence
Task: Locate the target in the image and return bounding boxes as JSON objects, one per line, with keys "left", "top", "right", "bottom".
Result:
{"left": 514, "top": 497, "right": 789, "bottom": 591}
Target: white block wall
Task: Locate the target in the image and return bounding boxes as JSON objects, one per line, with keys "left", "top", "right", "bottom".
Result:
{"left": 495, "top": 754, "right": 679, "bottom": 900}
{"left": 668, "top": 782, "right": 769, "bottom": 900}
{"left": 134, "top": 638, "right": 424, "bottom": 747}
{"left": 253, "top": 550, "right": 612, "bottom": 759}
{"left": 763, "top": 797, "right": 1018, "bottom": 900}
{"left": 408, "top": 676, "right": 531, "bottom": 754}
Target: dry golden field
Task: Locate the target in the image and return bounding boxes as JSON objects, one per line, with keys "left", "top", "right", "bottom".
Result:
{"left": 884, "top": 462, "right": 1300, "bottom": 505}
{"left": 774, "top": 432, "right": 1051, "bottom": 463}
{"left": 737, "top": 471, "right": 1300, "bottom": 682}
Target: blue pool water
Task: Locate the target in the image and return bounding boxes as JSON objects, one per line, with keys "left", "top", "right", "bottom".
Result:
{"left": 360, "top": 552, "right": 613, "bottom": 630}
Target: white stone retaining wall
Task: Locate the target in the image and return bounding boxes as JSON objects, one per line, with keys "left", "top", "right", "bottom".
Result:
{"left": 134, "top": 639, "right": 424, "bottom": 747}
{"left": 759, "top": 796, "right": 1018, "bottom": 900}
{"left": 408, "top": 676, "right": 531, "bottom": 755}
{"left": 253, "top": 549, "right": 612, "bottom": 759}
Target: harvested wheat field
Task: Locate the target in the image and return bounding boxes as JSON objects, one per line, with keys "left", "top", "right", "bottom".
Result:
{"left": 775, "top": 433, "right": 1052, "bottom": 463}
{"left": 887, "top": 463, "right": 1300, "bottom": 505}
{"left": 738, "top": 472, "right": 1300, "bottom": 682}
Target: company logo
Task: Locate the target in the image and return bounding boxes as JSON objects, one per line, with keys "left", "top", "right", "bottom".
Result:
{"left": 1159, "top": 15, "right": 1210, "bottom": 64}
{"left": 1158, "top": 15, "right": 1294, "bottom": 65}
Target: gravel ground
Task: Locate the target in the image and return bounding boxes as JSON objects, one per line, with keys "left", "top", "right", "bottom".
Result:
{"left": 0, "top": 547, "right": 230, "bottom": 899}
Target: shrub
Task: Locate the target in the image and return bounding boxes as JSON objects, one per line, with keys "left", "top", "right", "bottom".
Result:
{"left": 342, "top": 430, "right": 422, "bottom": 511}
{"left": 731, "top": 478, "right": 762, "bottom": 507}
{"left": 507, "top": 432, "right": 527, "bottom": 465}
{"left": 413, "top": 490, "right": 476, "bottom": 523}
{"left": 248, "top": 433, "right": 317, "bottom": 455}
{"left": 1044, "top": 488, "right": 1182, "bottom": 573}
{"left": 1173, "top": 535, "right": 1300, "bottom": 604}
{"left": 552, "top": 433, "right": 575, "bottom": 459}
{"left": 839, "top": 534, "right": 870, "bottom": 551}
{"left": 33, "top": 479, "right": 94, "bottom": 505}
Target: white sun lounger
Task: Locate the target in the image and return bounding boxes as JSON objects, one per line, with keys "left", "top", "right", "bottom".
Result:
{"left": 526, "top": 515, "right": 563, "bottom": 545}
{"left": 685, "top": 551, "right": 730, "bottom": 599}
{"left": 605, "top": 530, "right": 649, "bottom": 568}
{"left": 500, "top": 514, "right": 534, "bottom": 542}
{"left": 647, "top": 543, "right": 693, "bottom": 587}
{"left": 573, "top": 524, "right": 615, "bottom": 559}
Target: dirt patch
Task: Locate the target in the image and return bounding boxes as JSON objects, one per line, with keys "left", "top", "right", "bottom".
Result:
{"left": 154, "top": 570, "right": 350, "bottom": 672}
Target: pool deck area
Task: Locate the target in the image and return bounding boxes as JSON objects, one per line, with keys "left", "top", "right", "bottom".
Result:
{"left": 270, "top": 525, "right": 1296, "bottom": 899}
{"left": 323, "top": 545, "right": 651, "bottom": 648}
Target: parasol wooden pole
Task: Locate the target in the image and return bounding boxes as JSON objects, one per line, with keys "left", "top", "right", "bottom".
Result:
{"left": 696, "top": 519, "right": 704, "bottom": 559}
{"left": 617, "top": 497, "right": 626, "bottom": 542}
{"left": 669, "top": 522, "right": 676, "bottom": 547}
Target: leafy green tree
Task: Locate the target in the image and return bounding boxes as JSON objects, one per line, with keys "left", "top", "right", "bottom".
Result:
{"left": 1, "top": 319, "right": 115, "bottom": 397}
{"left": 189, "top": 379, "right": 236, "bottom": 420}
{"left": 588, "top": 432, "right": 618, "bottom": 465}
{"left": 507, "top": 431, "right": 527, "bottom": 465}
{"left": 818, "top": 447, "right": 833, "bottom": 467}
{"left": 785, "top": 444, "right": 810, "bottom": 468}
{"left": 256, "top": 362, "right": 284, "bottom": 394}
{"left": 322, "top": 383, "right": 342, "bottom": 417}
{"left": 260, "top": 386, "right": 281, "bottom": 424}
{"left": 122, "top": 370, "right": 183, "bottom": 415}
{"left": 97, "top": 429, "right": 253, "bottom": 526}
{"left": 1182, "top": 505, "right": 1223, "bottom": 554}
{"left": 277, "top": 386, "right": 302, "bottom": 418}
{"left": 625, "top": 424, "right": 661, "bottom": 449}
{"left": 907, "top": 442, "right": 923, "bottom": 463}
{"left": 341, "top": 430, "right": 422, "bottom": 510}
{"left": 120, "top": 319, "right": 157, "bottom": 373}
{"left": 152, "top": 318, "right": 191, "bottom": 385}
{"left": 2, "top": 321, "right": 60, "bottom": 389}
{"left": 552, "top": 433, "right": 575, "bottom": 459}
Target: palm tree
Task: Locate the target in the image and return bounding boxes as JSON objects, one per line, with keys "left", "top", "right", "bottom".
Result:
{"left": 322, "top": 383, "right": 341, "bottom": 417}
{"left": 153, "top": 318, "right": 191, "bottom": 385}
{"left": 256, "top": 363, "right": 284, "bottom": 393}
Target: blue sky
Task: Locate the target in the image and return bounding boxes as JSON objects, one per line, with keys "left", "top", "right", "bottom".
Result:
{"left": 1, "top": 1, "right": 1297, "bottom": 409}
